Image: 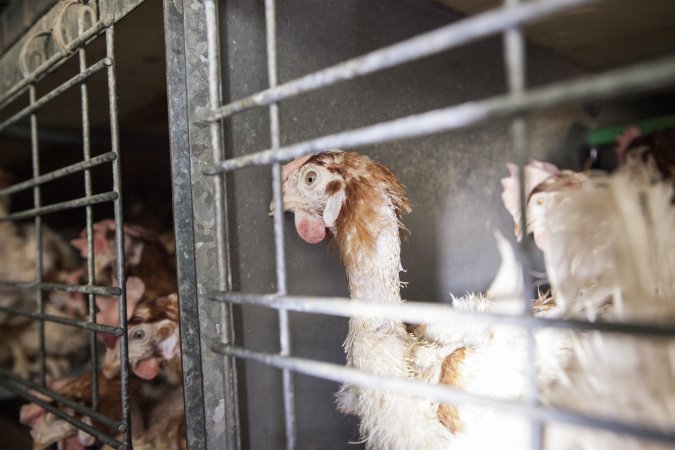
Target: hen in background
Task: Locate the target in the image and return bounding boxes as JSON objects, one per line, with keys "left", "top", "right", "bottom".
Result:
{"left": 0, "top": 169, "right": 86, "bottom": 379}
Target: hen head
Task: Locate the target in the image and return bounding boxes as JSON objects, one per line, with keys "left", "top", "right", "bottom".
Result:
{"left": 102, "top": 293, "right": 180, "bottom": 381}
{"left": 270, "top": 151, "right": 411, "bottom": 261}
{"left": 500, "top": 160, "right": 587, "bottom": 251}
{"left": 70, "top": 220, "right": 149, "bottom": 281}
{"left": 500, "top": 160, "right": 559, "bottom": 241}
{"left": 526, "top": 172, "right": 587, "bottom": 250}
{"left": 270, "top": 151, "right": 346, "bottom": 244}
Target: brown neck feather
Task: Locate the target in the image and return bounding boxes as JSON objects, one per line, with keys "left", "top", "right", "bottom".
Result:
{"left": 319, "top": 152, "right": 411, "bottom": 273}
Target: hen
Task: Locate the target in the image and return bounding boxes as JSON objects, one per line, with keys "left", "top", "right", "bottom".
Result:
{"left": 500, "top": 159, "right": 675, "bottom": 449}
{"left": 0, "top": 169, "right": 86, "bottom": 378}
{"left": 19, "top": 373, "right": 144, "bottom": 450}
{"left": 101, "top": 292, "right": 185, "bottom": 449}
{"left": 273, "top": 151, "right": 576, "bottom": 449}
{"left": 20, "top": 294, "right": 185, "bottom": 450}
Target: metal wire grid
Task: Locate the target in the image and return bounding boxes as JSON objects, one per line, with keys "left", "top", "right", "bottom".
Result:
{"left": 0, "top": 20, "right": 133, "bottom": 450}
{"left": 184, "top": 0, "right": 675, "bottom": 449}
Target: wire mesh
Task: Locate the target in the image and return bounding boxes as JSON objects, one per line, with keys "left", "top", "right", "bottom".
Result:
{"left": 0, "top": 10, "right": 132, "bottom": 450}
{"left": 190, "top": 0, "right": 675, "bottom": 448}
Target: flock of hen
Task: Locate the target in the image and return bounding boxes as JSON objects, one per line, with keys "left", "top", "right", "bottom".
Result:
{"left": 1, "top": 126, "right": 674, "bottom": 450}
{"left": 274, "top": 127, "right": 675, "bottom": 449}
{"left": 0, "top": 181, "right": 185, "bottom": 449}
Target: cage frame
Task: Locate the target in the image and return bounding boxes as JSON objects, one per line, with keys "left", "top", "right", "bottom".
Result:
{"left": 164, "top": 0, "right": 675, "bottom": 449}
{"left": 0, "top": 1, "right": 154, "bottom": 449}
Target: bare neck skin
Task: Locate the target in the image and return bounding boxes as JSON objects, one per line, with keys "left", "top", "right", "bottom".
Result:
{"left": 337, "top": 198, "right": 405, "bottom": 336}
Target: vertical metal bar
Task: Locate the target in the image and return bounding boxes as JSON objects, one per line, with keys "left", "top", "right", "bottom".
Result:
{"left": 78, "top": 16, "right": 99, "bottom": 413}
{"left": 204, "top": 1, "right": 240, "bottom": 448}
{"left": 105, "top": 25, "right": 132, "bottom": 450}
{"left": 264, "top": 0, "right": 296, "bottom": 448}
{"left": 162, "top": 1, "right": 209, "bottom": 449}
{"left": 29, "top": 84, "right": 46, "bottom": 387}
{"left": 503, "top": 0, "right": 541, "bottom": 448}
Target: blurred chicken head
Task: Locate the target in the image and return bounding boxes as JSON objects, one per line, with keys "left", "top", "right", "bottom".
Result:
{"left": 524, "top": 172, "right": 588, "bottom": 251}
{"left": 96, "top": 276, "right": 145, "bottom": 348}
{"left": 102, "top": 293, "right": 180, "bottom": 380}
{"left": 500, "top": 160, "right": 560, "bottom": 242}
{"left": 70, "top": 220, "right": 148, "bottom": 281}
{"left": 19, "top": 377, "right": 95, "bottom": 450}
{"left": 48, "top": 267, "right": 88, "bottom": 318}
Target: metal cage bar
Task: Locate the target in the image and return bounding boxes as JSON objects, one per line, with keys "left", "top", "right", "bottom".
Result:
{"left": 0, "top": 18, "right": 109, "bottom": 111}
{"left": 0, "top": 152, "right": 117, "bottom": 197}
{"left": 0, "top": 304, "right": 121, "bottom": 334}
{"left": 28, "top": 83, "right": 47, "bottom": 387}
{"left": 169, "top": 0, "right": 675, "bottom": 448}
{"left": 0, "top": 13, "right": 133, "bottom": 450}
{"left": 211, "top": 344, "right": 675, "bottom": 446}
{"left": 1, "top": 378, "right": 126, "bottom": 448}
{"left": 0, "top": 58, "right": 111, "bottom": 133}
{"left": 502, "top": 0, "right": 542, "bottom": 447}
{"left": 264, "top": 0, "right": 297, "bottom": 448}
{"left": 164, "top": 0, "right": 233, "bottom": 447}
{"left": 210, "top": 292, "right": 675, "bottom": 338}
{"left": 0, "top": 191, "right": 119, "bottom": 221}
{"left": 200, "top": 0, "right": 599, "bottom": 123}
{"left": 105, "top": 24, "right": 133, "bottom": 449}
{"left": 0, "top": 280, "right": 121, "bottom": 296}
{"left": 0, "top": 368, "right": 124, "bottom": 430}
{"left": 203, "top": 1, "right": 241, "bottom": 449}
{"left": 205, "top": 54, "right": 675, "bottom": 174}
{"left": 77, "top": 12, "right": 100, "bottom": 412}
{"left": 162, "top": 1, "right": 209, "bottom": 449}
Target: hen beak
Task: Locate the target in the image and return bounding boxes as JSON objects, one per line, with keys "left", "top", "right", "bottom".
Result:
{"left": 268, "top": 194, "right": 304, "bottom": 216}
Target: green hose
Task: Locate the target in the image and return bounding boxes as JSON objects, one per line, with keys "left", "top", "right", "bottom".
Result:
{"left": 587, "top": 113, "right": 675, "bottom": 147}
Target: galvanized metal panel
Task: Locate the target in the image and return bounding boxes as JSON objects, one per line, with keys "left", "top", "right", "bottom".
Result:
{"left": 0, "top": 0, "right": 148, "bottom": 99}
{"left": 162, "top": 1, "right": 208, "bottom": 449}
{"left": 0, "top": 0, "right": 57, "bottom": 55}
{"left": 165, "top": 0, "right": 234, "bottom": 448}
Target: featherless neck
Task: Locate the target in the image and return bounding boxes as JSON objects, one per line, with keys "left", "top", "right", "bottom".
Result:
{"left": 342, "top": 208, "right": 403, "bottom": 305}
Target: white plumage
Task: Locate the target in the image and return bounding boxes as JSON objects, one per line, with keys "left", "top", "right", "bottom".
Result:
{"left": 275, "top": 151, "right": 576, "bottom": 449}
{"left": 501, "top": 160, "right": 675, "bottom": 449}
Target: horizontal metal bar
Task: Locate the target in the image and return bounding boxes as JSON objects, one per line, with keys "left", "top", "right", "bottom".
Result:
{"left": 0, "top": 368, "right": 124, "bottom": 431}
{"left": 200, "top": 0, "right": 598, "bottom": 122}
{"left": 0, "top": 19, "right": 111, "bottom": 112}
{"left": 0, "top": 279, "right": 121, "bottom": 296}
{"left": 209, "top": 292, "right": 675, "bottom": 337}
{"left": 0, "top": 152, "right": 117, "bottom": 198}
{"left": 0, "top": 191, "right": 118, "bottom": 222}
{"left": 42, "top": 281, "right": 122, "bottom": 296}
{"left": 205, "top": 54, "right": 675, "bottom": 174}
{"left": 0, "top": 378, "right": 126, "bottom": 449}
{"left": 213, "top": 344, "right": 675, "bottom": 446}
{"left": 0, "top": 305, "right": 121, "bottom": 335}
{"left": 0, "top": 58, "right": 111, "bottom": 133}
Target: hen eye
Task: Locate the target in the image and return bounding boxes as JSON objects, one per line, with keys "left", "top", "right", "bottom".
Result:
{"left": 304, "top": 170, "right": 317, "bottom": 186}
{"left": 534, "top": 197, "right": 545, "bottom": 207}
{"left": 131, "top": 329, "right": 145, "bottom": 340}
